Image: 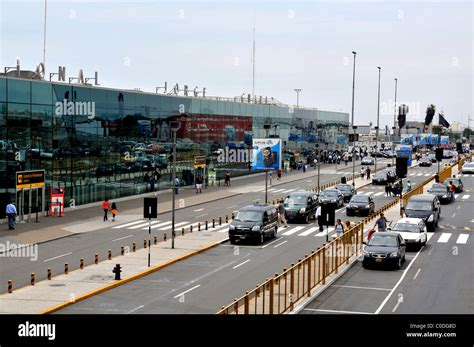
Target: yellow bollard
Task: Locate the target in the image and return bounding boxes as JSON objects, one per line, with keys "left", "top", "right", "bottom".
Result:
{"left": 132, "top": 242, "right": 136, "bottom": 252}
{"left": 8, "top": 280, "right": 12, "bottom": 293}
{"left": 65, "top": 263, "right": 69, "bottom": 274}
{"left": 120, "top": 246, "right": 125, "bottom": 256}
{"left": 31, "top": 273, "right": 35, "bottom": 286}
{"left": 182, "top": 227, "right": 185, "bottom": 236}
{"left": 47, "top": 268, "right": 52, "bottom": 280}
{"left": 80, "top": 258, "right": 84, "bottom": 269}
{"left": 154, "top": 236, "right": 158, "bottom": 245}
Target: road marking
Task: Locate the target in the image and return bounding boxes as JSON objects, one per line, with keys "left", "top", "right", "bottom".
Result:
{"left": 226, "top": 205, "right": 237, "bottom": 210}
{"left": 437, "top": 233, "right": 452, "bottom": 243}
{"left": 417, "top": 173, "right": 423, "bottom": 176}
{"left": 267, "top": 188, "right": 276, "bottom": 192}
{"left": 303, "top": 308, "right": 373, "bottom": 315}
{"left": 281, "top": 226, "right": 305, "bottom": 235}
{"left": 173, "top": 284, "right": 201, "bottom": 299}
{"left": 315, "top": 227, "right": 334, "bottom": 237}
{"left": 413, "top": 268, "right": 421, "bottom": 280}
{"left": 43, "top": 252, "right": 72, "bottom": 262}
{"left": 194, "top": 208, "right": 204, "bottom": 212}
{"left": 452, "top": 213, "right": 456, "bottom": 218}
{"left": 161, "top": 222, "right": 189, "bottom": 230}
{"left": 127, "top": 305, "right": 145, "bottom": 314}
{"left": 112, "top": 220, "right": 145, "bottom": 229}
{"left": 392, "top": 301, "right": 402, "bottom": 312}
{"left": 331, "top": 285, "right": 391, "bottom": 291}
{"left": 456, "top": 234, "right": 469, "bottom": 244}
{"left": 273, "top": 240, "right": 288, "bottom": 248}
{"left": 232, "top": 259, "right": 251, "bottom": 269}
{"left": 455, "top": 194, "right": 459, "bottom": 199}
{"left": 149, "top": 221, "right": 172, "bottom": 230}
{"left": 195, "top": 213, "right": 208, "bottom": 218}
{"left": 424, "top": 173, "right": 430, "bottom": 176}
{"left": 129, "top": 221, "right": 160, "bottom": 229}
{"left": 373, "top": 192, "right": 384, "bottom": 197}
{"left": 336, "top": 207, "right": 344, "bottom": 213}
{"left": 462, "top": 194, "right": 470, "bottom": 200}
{"left": 282, "top": 188, "right": 297, "bottom": 193}
{"left": 457, "top": 206, "right": 461, "bottom": 210}
{"left": 112, "top": 234, "right": 134, "bottom": 242}
{"left": 298, "top": 227, "right": 319, "bottom": 236}
{"left": 261, "top": 238, "right": 282, "bottom": 248}
{"left": 272, "top": 189, "right": 286, "bottom": 193}
{"left": 364, "top": 191, "right": 374, "bottom": 196}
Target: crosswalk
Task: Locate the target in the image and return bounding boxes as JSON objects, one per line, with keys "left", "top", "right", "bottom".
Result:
{"left": 435, "top": 232, "right": 470, "bottom": 244}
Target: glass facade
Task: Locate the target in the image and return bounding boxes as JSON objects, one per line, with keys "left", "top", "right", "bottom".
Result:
{"left": 0, "top": 76, "right": 349, "bottom": 208}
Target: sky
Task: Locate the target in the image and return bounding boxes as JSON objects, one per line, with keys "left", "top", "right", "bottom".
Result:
{"left": 1, "top": 0, "right": 472, "bottom": 129}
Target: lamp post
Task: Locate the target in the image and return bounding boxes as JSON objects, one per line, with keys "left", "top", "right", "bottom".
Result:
{"left": 294, "top": 89, "right": 302, "bottom": 108}
{"left": 375, "top": 67, "right": 381, "bottom": 173}
{"left": 352, "top": 125, "right": 358, "bottom": 186}
{"left": 350, "top": 51, "right": 357, "bottom": 186}
{"left": 170, "top": 120, "right": 180, "bottom": 249}
{"left": 392, "top": 78, "right": 398, "bottom": 166}
{"left": 263, "top": 123, "right": 271, "bottom": 203}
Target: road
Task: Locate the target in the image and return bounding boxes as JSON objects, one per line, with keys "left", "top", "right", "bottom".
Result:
{"left": 301, "top": 171, "right": 473, "bottom": 315}
{"left": 54, "top": 160, "right": 446, "bottom": 314}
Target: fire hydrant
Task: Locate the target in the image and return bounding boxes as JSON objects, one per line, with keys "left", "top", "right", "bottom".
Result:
{"left": 112, "top": 264, "right": 122, "bottom": 280}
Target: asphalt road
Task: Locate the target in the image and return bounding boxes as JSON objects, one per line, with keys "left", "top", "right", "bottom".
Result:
{"left": 301, "top": 170, "right": 473, "bottom": 315}
{"left": 54, "top": 161, "right": 446, "bottom": 314}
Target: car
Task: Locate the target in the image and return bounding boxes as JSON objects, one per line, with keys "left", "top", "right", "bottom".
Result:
{"left": 382, "top": 150, "right": 395, "bottom": 158}
{"left": 404, "top": 194, "right": 441, "bottom": 232}
{"left": 283, "top": 191, "right": 319, "bottom": 223}
{"left": 336, "top": 184, "right": 356, "bottom": 202}
{"left": 383, "top": 168, "right": 398, "bottom": 182}
{"left": 114, "top": 163, "right": 132, "bottom": 174}
{"left": 361, "top": 156, "right": 375, "bottom": 165}
{"left": 370, "top": 151, "right": 387, "bottom": 158}
{"left": 362, "top": 232, "right": 406, "bottom": 269}
{"left": 318, "top": 189, "right": 344, "bottom": 208}
{"left": 444, "top": 178, "right": 463, "bottom": 192}
{"left": 346, "top": 195, "right": 375, "bottom": 216}
{"left": 443, "top": 150, "right": 454, "bottom": 159}
{"left": 228, "top": 204, "right": 279, "bottom": 244}
{"left": 372, "top": 171, "right": 389, "bottom": 185}
{"left": 427, "top": 154, "right": 437, "bottom": 163}
{"left": 389, "top": 218, "right": 428, "bottom": 250}
{"left": 418, "top": 157, "right": 432, "bottom": 167}
{"left": 427, "top": 183, "right": 452, "bottom": 204}
{"left": 461, "top": 162, "right": 474, "bottom": 174}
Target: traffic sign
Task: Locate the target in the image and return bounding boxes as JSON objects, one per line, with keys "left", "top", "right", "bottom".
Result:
{"left": 144, "top": 197, "right": 158, "bottom": 219}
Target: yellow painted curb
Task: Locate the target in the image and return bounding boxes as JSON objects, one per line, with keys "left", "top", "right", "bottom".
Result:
{"left": 39, "top": 240, "right": 223, "bottom": 314}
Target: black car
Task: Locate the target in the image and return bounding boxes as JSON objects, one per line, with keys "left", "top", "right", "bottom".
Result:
{"left": 383, "top": 168, "right": 398, "bottom": 183}
{"left": 96, "top": 165, "right": 114, "bottom": 177}
{"left": 283, "top": 191, "right": 319, "bottom": 224}
{"left": 363, "top": 232, "right": 406, "bottom": 270}
{"left": 444, "top": 178, "right": 463, "bottom": 192}
{"left": 318, "top": 189, "right": 344, "bottom": 208}
{"left": 427, "top": 154, "right": 437, "bottom": 163}
{"left": 228, "top": 204, "right": 279, "bottom": 244}
{"left": 372, "top": 172, "right": 388, "bottom": 185}
{"left": 336, "top": 184, "right": 356, "bottom": 202}
{"left": 361, "top": 156, "right": 375, "bottom": 165}
{"left": 427, "top": 184, "right": 452, "bottom": 204}
{"left": 418, "top": 157, "right": 432, "bottom": 167}
{"left": 404, "top": 194, "right": 441, "bottom": 232}
{"left": 346, "top": 195, "right": 375, "bottom": 216}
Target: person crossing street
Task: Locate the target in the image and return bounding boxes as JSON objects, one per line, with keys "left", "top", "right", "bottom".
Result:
{"left": 277, "top": 199, "right": 288, "bottom": 228}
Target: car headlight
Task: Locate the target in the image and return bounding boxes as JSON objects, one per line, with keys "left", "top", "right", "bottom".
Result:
{"left": 365, "top": 205, "right": 370, "bottom": 209}
{"left": 331, "top": 199, "right": 336, "bottom": 203}
{"left": 442, "top": 194, "right": 447, "bottom": 198}
{"left": 229, "top": 224, "right": 235, "bottom": 230}
{"left": 252, "top": 225, "right": 261, "bottom": 231}
{"left": 390, "top": 252, "right": 399, "bottom": 258}
{"left": 299, "top": 208, "right": 306, "bottom": 213}
{"left": 427, "top": 214, "right": 434, "bottom": 222}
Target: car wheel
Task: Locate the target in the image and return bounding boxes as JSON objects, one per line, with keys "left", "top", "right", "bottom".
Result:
{"left": 395, "top": 258, "right": 402, "bottom": 270}
{"left": 362, "top": 262, "right": 369, "bottom": 269}
{"left": 260, "top": 233, "right": 265, "bottom": 245}
{"left": 229, "top": 237, "right": 236, "bottom": 245}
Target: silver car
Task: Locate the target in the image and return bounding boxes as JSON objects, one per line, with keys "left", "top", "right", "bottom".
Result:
{"left": 462, "top": 162, "right": 474, "bottom": 174}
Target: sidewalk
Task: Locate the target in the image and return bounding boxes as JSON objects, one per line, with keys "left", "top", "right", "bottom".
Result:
{"left": 1, "top": 159, "right": 378, "bottom": 247}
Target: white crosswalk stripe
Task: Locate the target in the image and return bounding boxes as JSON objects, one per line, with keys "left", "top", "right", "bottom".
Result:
{"left": 456, "top": 234, "right": 469, "bottom": 244}
{"left": 272, "top": 189, "right": 286, "bottom": 193}
{"left": 129, "top": 221, "right": 161, "bottom": 230}
{"left": 409, "top": 173, "right": 415, "bottom": 176}
{"left": 417, "top": 173, "right": 423, "bottom": 176}
{"left": 282, "top": 189, "right": 297, "bottom": 193}
{"left": 424, "top": 173, "right": 431, "bottom": 176}
{"left": 437, "top": 233, "right": 452, "bottom": 243}
{"left": 364, "top": 191, "right": 374, "bottom": 196}
{"left": 281, "top": 226, "right": 306, "bottom": 235}
{"left": 149, "top": 221, "right": 172, "bottom": 230}
{"left": 455, "top": 194, "right": 459, "bottom": 199}
{"left": 112, "top": 220, "right": 146, "bottom": 229}
{"left": 298, "top": 227, "right": 319, "bottom": 236}
{"left": 315, "top": 227, "right": 334, "bottom": 237}
{"left": 373, "top": 192, "right": 384, "bottom": 197}
{"left": 267, "top": 188, "right": 276, "bottom": 192}
{"left": 462, "top": 195, "right": 470, "bottom": 200}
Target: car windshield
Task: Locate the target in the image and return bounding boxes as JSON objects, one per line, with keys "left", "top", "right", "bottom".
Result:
{"left": 406, "top": 201, "right": 432, "bottom": 211}
{"left": 351, "top": 196, "right": 368, "bottom": 203}
{"left": 375, "top": 173, "right": 386, "bottom": 178}
{"left": 362, "top": 157, "right": 371, "bottom": 161}
{"left": 393, "top": 223, "right": 420, "bottom": 233}
{"left": 368, "top": 235, "right": 398, "bottom": 247}
{"left": 446, "top": 179, "right": 461, "bottom": 185}
{"left": 321, "top": 191, "right": 337, "bottom": 198}
{"left": 465, "top": 163, "right": 474, "bottom": 168}
{"left": 336, "top": 185, "right": 351, "bottom": 191}
{"left": 285, "top": 195, "right": 308, "bottom": 206}
{"left": 234, "top": 211, "right": 262, "bottom": 222}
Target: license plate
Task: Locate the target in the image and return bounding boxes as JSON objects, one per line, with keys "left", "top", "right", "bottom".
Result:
{"left": 375, "top": 258, "right": 382, "bottom": 263}
{"left": 239, "top": 235, "right": 246, "bottom": 239}
{"left": 355, "top": 209, "right": 359, "bottom": 213}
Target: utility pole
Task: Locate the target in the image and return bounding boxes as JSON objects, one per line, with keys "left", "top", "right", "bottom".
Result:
{"left": 294, "top": 89, "right": 301, "bottom": 108}
{"left": 392, "top": 78, "right": 398, "bottom": 166}
{"left": 350, "top": 51, "right": 357, "bottom": 187}
{"left": 375, "top": 67, "right": 381, "bottom": 173}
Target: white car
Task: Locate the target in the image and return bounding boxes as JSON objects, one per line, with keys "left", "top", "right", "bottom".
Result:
{"left": 462, "top": 162, "right": 474, "bottom": 174}
{"left": 389, "top": 218, "right": 428, "bottom": 250}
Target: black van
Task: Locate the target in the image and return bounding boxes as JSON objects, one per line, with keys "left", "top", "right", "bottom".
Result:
{"left": 283, "top": 191, "right": 319, "bottom": 223}
{"left": 229, "top": 204, "right": 279, "bottom": 244}
{"left": 404, "top": 194, "right": 441, "bottom": 232}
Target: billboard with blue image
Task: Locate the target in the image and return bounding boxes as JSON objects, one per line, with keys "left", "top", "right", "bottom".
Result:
{"left": 440, "top": 136, "right": 449, "bottom": 145}
{"left": 252, "top": 138, "right": 282, "bottom": 170}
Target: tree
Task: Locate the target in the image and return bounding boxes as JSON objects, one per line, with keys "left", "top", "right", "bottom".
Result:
{"left": 423, "top": 104, "right": 436, "bottom": 132}
{"left": 463, "top": 127, "right": 473, "bottom": 139}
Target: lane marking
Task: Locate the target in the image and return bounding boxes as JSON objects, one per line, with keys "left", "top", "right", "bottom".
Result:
{"left": 456, "top": 234, "right": 469, "bottom": 244}
{"left": 226, "top": 205, "right": 237, "bottom": 210}
{"left": 112, "top": 234, "right": 134, "bottom": 242}
{"left": 272, "top": 189, "right": 286, "bottom": 193}
{"left": 149, "top": 221, "right": 172, "bottom": 230}
{"left": 304, "top": 308, "right": 373, "bottom": 315}
{"left": 194, "top": 208, "right": 204, "bottom": 212}
{"left": 261, "top": 238, "right": 282, "bottom": 248}
{"left": 129, "top": 221, "right": 160, "bottom": 229}
{"left": 43, "top": 252, "right": 72, "bottom": 262}
{"left": 273, "top": 240, "right": 288, "bottom": 248}
{"left": 462, "top": 194, "right": 470, "bottom": 200}
{"left": 281, "top": 226, "right": 305, "bottom": 235}
{"left": 195, "top": 213, "right": 208, "bottom": 218}
{"left": 127, "top": 305, "right": 145, "bottom": 314}
{"left": 112, "top": 220, "right": 145, "bottom": 229}
{"left": 457, "top": 206, "right": 461, "bottom": 210}
{"left": 298, "top": 227, "right": 319, "bottom": 236}
{"left": 392, "top": 301, "right": 402, "bottom": 312}
{"left": 373, "top": 192, "right": 384, "bottom": 197}
{"left": 437, "top": 233, "right": 452, "bottom": 243}
{"left": 161, "top": 222, "right": 190, "bottom": 230}
{"left": 412, "top": 268, "right": 421, "bottom": 280}
{"left": 173, "top": 284, "right": 201, "bottom": 299}
{"left": 455, "top": 194, "right": 459, "bottom": 199}
{"left": 315, "top": 227, "right": 334, "bottom": 237}
{"left": 331, "top": 285, "right": 391, "bottom": 291}
{"left": 452, "top": 213, "right": 456, "bottom": 218}
{"left": 232, "top": 259, "right": 251, "bottom": 269}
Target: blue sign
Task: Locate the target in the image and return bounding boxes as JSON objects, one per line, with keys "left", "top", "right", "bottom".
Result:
{"left": 440, "top": 136, "right": 449, "bottom": 145}
{"left": 397, "top": 147, "right": 412, "bottom": 166}
{"left": 252, "top": 138, "right": 282, "bottom": 170}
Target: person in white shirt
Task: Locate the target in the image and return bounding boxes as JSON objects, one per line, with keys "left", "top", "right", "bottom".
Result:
{"left": 315, "top": 205, "right": 323, "bottom": 231}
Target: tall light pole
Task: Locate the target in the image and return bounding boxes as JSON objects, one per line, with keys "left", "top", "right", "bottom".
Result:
{"left": 350, "top": 51, "right": 357, "bottom": 187}
{"left": 375, "top": 66, "right": 381, "bottom": 173}
{"left": 43, "top": 0, "right": 48, "bottom": 70}
{"left": 294, "top": 89, "right": 302, "bottom": 108}
{"left": 392, "top": 78, "right": 398, "bottom": 166}
{"left": 170, "top": 120, "right": 180, "bottom": 249}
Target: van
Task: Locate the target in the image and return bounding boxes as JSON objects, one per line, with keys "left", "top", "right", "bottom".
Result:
{"left": 404, "top": 194, "right": 441, "bottom": 232}
{"left": 229, "top": 204, "right": 279, "bottom": 244}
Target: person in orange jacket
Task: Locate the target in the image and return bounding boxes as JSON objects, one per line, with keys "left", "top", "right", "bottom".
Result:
{"left": 102, "top": 198, "right": 109, "bottom": 221}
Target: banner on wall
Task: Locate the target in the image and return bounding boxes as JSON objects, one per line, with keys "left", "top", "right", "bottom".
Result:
{"left": 440, "top": 136, "right": 449, "bottom": 145}
{"left": 418, "top": 133, "right": 431, "bottom": 145}
{"left": 430, "top": 134, "right": 439, "bottom": 145}
{"left": 400, "top": 134, "right": 414, "bottom": 145}
{"left": 252, "top": 138, "right": 281, "bottom": 170}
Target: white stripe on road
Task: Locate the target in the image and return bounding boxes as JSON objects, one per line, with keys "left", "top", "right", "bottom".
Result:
{"left": 373, "top": 192, "right": 384, "bottom": 197}
{"left": 416, "top": 173, "right": 423, "bottom": 176}
{"left": 232, "top": 259, "right": 251, "bottom": 269}
{"left": 226, "top": 205, "right": 237, "bottom": 210}
{"left": 331, "top": 284, "right": 391, "bottom": 291}
{"left": 261, "top": 238, "right": 282, "bottom": 248}
{"left": 424, "top": 173, "right": 430, "bottom": 176}
{"left": 112, "top": 220, "right": 145, "bottom": 229}
{"left": 149, "top": 221, "right": 172, "bottom": 230}
{"left": 43, "top": 252, "right": 72, "bottom": 262}
{"left": 462, "top": 194, "right": 470, "bottom": 200}
{"left": 112, "top": 234, "right": 134, "bottom": 242}
{"left": 455, "top": 194, "right": 459, "bottom": 199}
{"left": 195, "top": 213, "right": 208, "bottom": 218}
{"left": 412, "top": 268, "right": 421, "bottom": 280}
{"left": 456, "top": 234, "right": 469, "bottom": 244}
{"left": 304, "top": 308, "right": 373, "bottom": 315}
{"left": 298, "top": 227, "right": 319, "bottom": 236}
{"left": 282, "top": 189, "right": 297, "bottom": 193}
{"left": 273, "top": 240, "right": 288, "bottom": 248}
{"left": 267, "top": 188, "right": 276, "bottom": 192}
{"left": 364, "top": 191, "right": 374, "bottom": 196}
{"left": 173, "top": 284, "right": 201, "bottom": 299}
{"left": 281, "top": 226, "right": 305, "bottom": 235}
{"left": 315, "top": 227, "right": 334, "bottom": 237}
{"left": 129, "top": 221, "right": 161, "bottom": 229}
{"left": 194, "top": 208, "right": 204, "bottom": 212}
{"left": 161, "top": 222, "right": 189, "bottom": 230}
{"left": 437, "top": 233, "right": 452, "bottom": 243}
{"left": 272, "top": 189, "right": 286, "bottom": 193}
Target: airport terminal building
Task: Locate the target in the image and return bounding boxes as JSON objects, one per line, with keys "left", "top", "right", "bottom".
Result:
{"left": 0, "top": 68, "right": 349, "bottom": 210}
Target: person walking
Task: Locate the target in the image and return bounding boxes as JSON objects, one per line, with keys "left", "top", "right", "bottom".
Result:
{"left": 224, "top": 171, "right": 231, "bottom": 186}
{"left": 315, "top": 205, "right": 323, "bottom": 232}
{"left": 5, "top": 201, "right": 17, "bottom": 230}
{"left": 366, "top": 166, "right": 371, "bottom": 180}
{"left": 385, "top": 182, "right": 391, "bottom": 196}
{"left": 406, "top": 179, "right": 412, "bottom": 192}
{"left": 335, "top": 219, "right": 345, "bottom": 237}
{"left": 149, "top": 175, "right": 155, "bottom": 193}
{"left": 277, "top": 199, "right": 288, "bottom": 228}
{"left": 374, "top": 212, "right": 388, "bottom": 231}
{"left": 102, "top": 198, "right": 109, "bottom": 221}
{"left": 449, "top": 180, "right": 456, "bottom": 202}
{"left": 174, "top": 177, "right": 180, "bottom": 194}
{"left": 277, "top": 169, "right": 282, "bottom": 180}
{"left": 111, "top": 202, "right": 118, "bottom": 222}
{"left": 195, "top": 176, "right": 203, "bottom": 194}
{"left": 360, "top": 167, "right": 366, "bottom": 180}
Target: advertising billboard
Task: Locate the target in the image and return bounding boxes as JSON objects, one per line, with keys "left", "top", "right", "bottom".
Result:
{"left": 252, "top": 138, "right": 281, "bottom": 170}
{"left": 440, "top": 136, "right": 449, "bottom": 145}
{"left": 400, "top": 134, "right": 414, "bottom": 145}
{"left": 418, "top": 133, "right": 431, "bottom": 145}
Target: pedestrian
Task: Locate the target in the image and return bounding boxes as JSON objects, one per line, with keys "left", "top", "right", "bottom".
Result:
{"left": 360, "top": 167, "right": 366, "bottom": 179}
{"left": 302, "top": 163, "right": 306, "bottom": 172}
{"left": 374, "top": 212, "right": 388, "bottom": 231}
{"left": 389, "top": 182, "right": 394, "bottom": 196}
{"left": 277, "top": 169, "right": 282, "bottom": 180}
{"left": 224, "top": 171, "right": 231, "bottom": 186}
{"left": 196, "top": 176, "right": 203, "bottom": 194}
{"left": 449, "top": 180, "right": 456, "bottom": 202}
{"left": 278, "top": 199, "right": 288, "bottom": 228}
{"left": 366, "top": 167, "right": 371, "bottom": 180}
{"left": 345, "top": 220, "right": 351, "bottom": 230}
{"left": 385, "top": 182, "right": 391, "bottom": 196}
{"left": 344, "top": 154, "right": 348, "bottom": 166}
{"left": 102, "top": 198, "right": 109, "bottom": 221}
{"left": 174, "top": 177, "right": 180, "bottom": 194}
{"left": 149, "top": 175, "right": 155, "bottom": 192}
{"left": 406, "top": 180, "right": 412, "bottom": 192}
{"left": 315, "top": 205, "right": 323, "bottom": 232}
{"left": 111, "top": 202, "right": 118, "bottom": 222}
{"left": 5, "top": 201, "right": 17, "bottom": 230}
{"left": 335, "top": 219, "right": 344, "bottom": 237}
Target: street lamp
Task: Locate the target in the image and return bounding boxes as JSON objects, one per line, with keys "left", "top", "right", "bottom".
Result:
{"left": 294, "top": 89, "right": 302, "bottom": 108}
{"left": 263, "top": 123, "right": 272, "bottom": 203}
{"left": 170, "top": 120, "right": 180, "bottom": 249}
{"left": 352, "top": 125, "right": 358, "bottom": 187}
{"left": 350, "top": 51, "right": 357, "bottom": 186}
{"left": 375, "top": 66, "right": 381, "bottom": 173}
{"left": 392, "top": 78, "right": 398, "bottom": 166}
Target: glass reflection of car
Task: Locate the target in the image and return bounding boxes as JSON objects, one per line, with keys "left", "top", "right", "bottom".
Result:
{"left": 283, "top": 192, "right": 318, "bottom": 224}
{"left": 96, "top": 165, "right": 114, "bottom": 177}
{"left": 404, "top": 195, "right": 440, "bottom": 232}
{"left": 418, "top": 157, "right": 432, "bottom": 167}
{"left": 461, "top": 162, "right": 474, "bottom": 174}
{"left": 346, "top": 195, "right": 375, "bottom": 216}
{"left": 361, "top": 156, "right": 374, "bottom": 165}
{"left": 372, "top": 171, "right": 388, "bottom": 185}
{"left": 389, "top": 218, "right": 427, "bottom": 250}
{"left": 336, "top": 184, "right": 356, "bottom": 202}
{"left": 427, "top": 183, "right": 452, "bottom": 204}
{"left": 363, "top": 232, "right": 406, "bottom": 270}
{"left": 444, "top": 178, "right": 463, "bottom": 192}
{"left": 318, "top": 189, "right": 344, "bottom": 208}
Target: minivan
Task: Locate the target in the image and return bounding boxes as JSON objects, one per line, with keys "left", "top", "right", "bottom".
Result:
{"left": 229, "top": 204, "right": 279, "bottom": 244}
{"left": 404, "top": 194, "right": 441, "bottom": 232}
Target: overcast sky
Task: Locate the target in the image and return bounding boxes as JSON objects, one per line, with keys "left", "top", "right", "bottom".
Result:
{"left": 1, "top": 0, "right": 472, "bottom": 128}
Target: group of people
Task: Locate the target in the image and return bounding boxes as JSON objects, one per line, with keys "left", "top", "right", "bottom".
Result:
{"left": 360, "top": 166, "right": 372, "bottom": 180}
{"left": 102, "top": 198, "right": 118, "bottom": 222}
{"left": 384, "top": 179, "right": 410, "bottom": 197}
